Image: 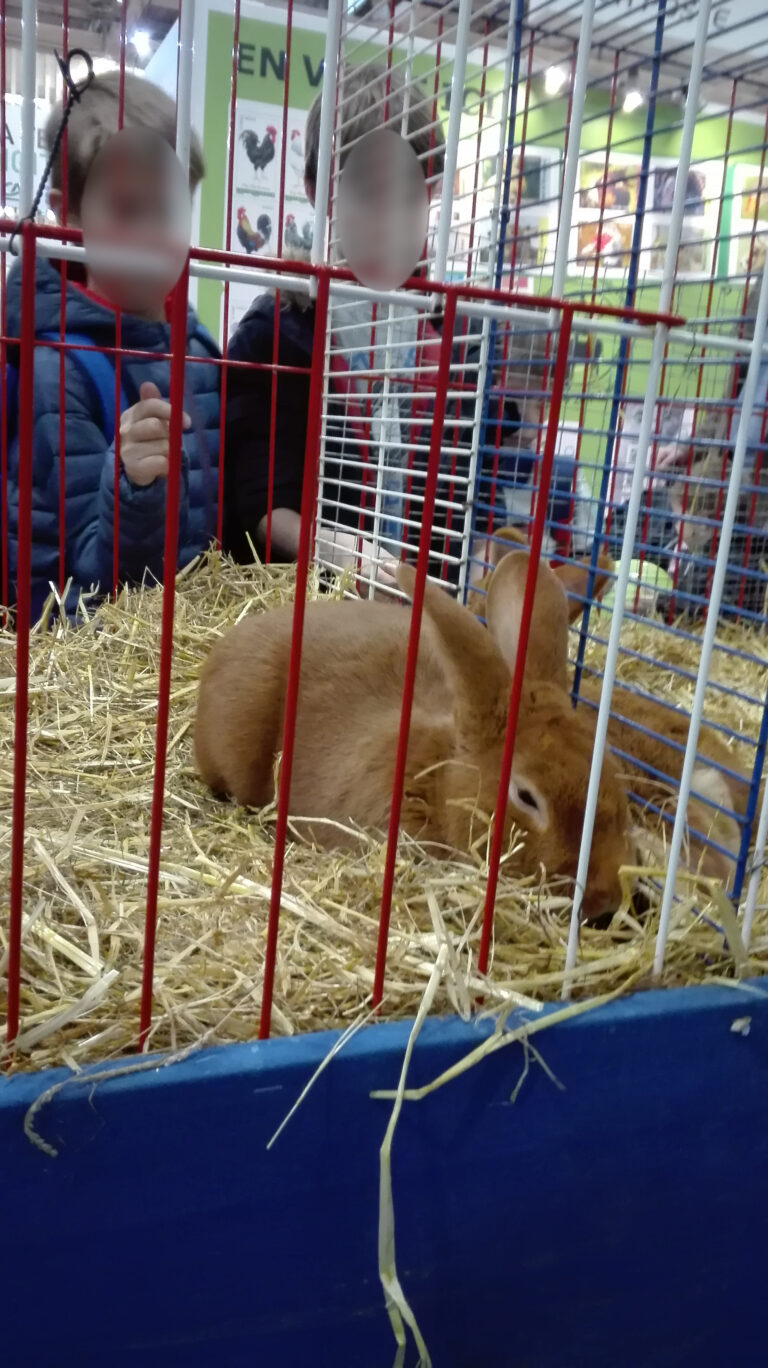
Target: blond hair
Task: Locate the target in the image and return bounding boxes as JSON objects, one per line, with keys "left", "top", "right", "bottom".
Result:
{"left": 45, "top": 71, "right": 205, "bottom": 215}
{"left": 304, "top": 61, "right": 445, "bottom": 191}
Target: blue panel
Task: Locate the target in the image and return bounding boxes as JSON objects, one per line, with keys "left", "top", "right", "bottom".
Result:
{"left": 2, "top": 983, "right": 768, "bottom": 1366}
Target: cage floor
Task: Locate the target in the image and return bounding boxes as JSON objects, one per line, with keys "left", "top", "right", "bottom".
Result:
{"left": 1, "top": 554, "right": 767, "bottom": 1074}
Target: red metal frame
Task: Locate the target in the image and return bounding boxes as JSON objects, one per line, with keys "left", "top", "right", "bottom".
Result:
{"left": 6, "top": 222, "right": 37, "bottom": 1046}
{"left": 215, "top": 0, "right": 242, "bottom": 549}
{"left": 138, "top": 264, "right": 193, "bottom": 1049}
{"left": 477, "top": 305, "right": 574, "bottom": 977}
{"left": 57, "top": 0, "right": 70, "bottom": 596}
{"left": 0, "top": 0, "right": 6, "bottom": 612}
{"left": 111, "top": 0, "right": 128, "bottom": 597}
{"left": 264, "top": 0, "right": 295, "bottom": 564}
{"left": 0, "top": 224, "right": 687, "bottom": 330}
{"left": 371, "top": 291, "right": 459, "bottom": 1010}
{"left": 2, "top": 206, "right": 686, "bottom": 1051}
{"left": 8, "top": 0, "right": 739, "bottom": 1057}
{"left": 259, "top": 271, "right": 331, "bottom": 1040}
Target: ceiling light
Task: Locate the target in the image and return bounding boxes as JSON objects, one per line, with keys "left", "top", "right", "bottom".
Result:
{"left": 130, "top": 30, "right": 152, "bottom": 60}
{"left": 544, "top": 66, "right": 568, "bottom": 97}
{"left": 622, "top": 88, "right": 644, "bottom": 114}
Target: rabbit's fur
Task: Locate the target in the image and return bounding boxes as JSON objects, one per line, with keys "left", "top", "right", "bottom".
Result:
{"left": 196, "top": 557, "right": 631, "bottom": 920}
{"left": 466, "top": 525, "right": 614, "bottom": 622}
{"left": 467, "top": 531, "right": 753, "bottom": 884}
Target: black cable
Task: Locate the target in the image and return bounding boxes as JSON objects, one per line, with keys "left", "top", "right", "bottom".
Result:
{"left": 9, "top": 48, "right": 94, "bottom": 255}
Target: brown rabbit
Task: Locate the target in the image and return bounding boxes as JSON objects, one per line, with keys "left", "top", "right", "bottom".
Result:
{"left": 465, "top": 527, "right": 528, "bottom": 618}
{"left": 195, "top": 556, "right": 631, "bottom": 919}
{"left": 468, "top": 538, "right": 753, "bottom": 884}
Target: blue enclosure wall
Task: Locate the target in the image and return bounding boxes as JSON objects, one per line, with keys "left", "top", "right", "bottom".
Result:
{"left": 2, "top": 982, "right": 767, "bottom": 1367}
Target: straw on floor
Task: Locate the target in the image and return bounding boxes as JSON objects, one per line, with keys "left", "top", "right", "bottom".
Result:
{"left": 1, "top": 553, "right": 767, "bottom": 1075}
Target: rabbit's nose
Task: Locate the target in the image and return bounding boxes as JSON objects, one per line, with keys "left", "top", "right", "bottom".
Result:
{"left": 582, "top": 880, "right": 622, "bottom": 924}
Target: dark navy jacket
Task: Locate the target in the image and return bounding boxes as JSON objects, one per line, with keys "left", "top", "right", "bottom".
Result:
{"left": 223, "top": 293, "right": 464, "bottom": 576}
{"left": 6, "top": 257, "right": 221, "bottom": 620}
{"left": 223, "top": 293, "right": 316, "bottom": 563}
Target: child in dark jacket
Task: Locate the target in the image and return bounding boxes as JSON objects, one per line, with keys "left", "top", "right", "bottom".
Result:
{"left": 6, "top": 72, "right": 220, "bottom": 622}
{"left": 223, "top": 63, "right": 445, "bottom": 580}
{"left": 223, "top": 286, "right": 318, "bottom": 564}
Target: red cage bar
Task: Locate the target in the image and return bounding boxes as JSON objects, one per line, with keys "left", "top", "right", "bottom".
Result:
{"left": 6, "top": 222, "right": 36, "bottom": 1046}
{"left": 215, "top": 0, "right": 243, "bottom": 548}
{"left": 139, "top": 263, "right": 195, "bottom": 1048}
{"left": 2, "top": 201, "right": 688, "bottom": 1050}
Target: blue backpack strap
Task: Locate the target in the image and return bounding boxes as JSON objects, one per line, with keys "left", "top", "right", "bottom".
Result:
{"left": 38, "top": 331, "right": 129, "bottom": 447}
{"left": 192, "top": 322, "right": 221, "bottom": 360}
{"left": 5, "top": 360, "right": 19, "bottom": 444}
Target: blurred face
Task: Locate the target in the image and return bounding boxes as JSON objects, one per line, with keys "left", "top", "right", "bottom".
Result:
{"left": 79, "top": 127, "right": 191, "bottom": 318}
{"left": 337, "top": 128, "right": 429, "bottom": 290}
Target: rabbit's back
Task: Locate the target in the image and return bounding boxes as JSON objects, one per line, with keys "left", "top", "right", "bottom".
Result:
{"left": 195, "top": 597, "right": 452, "bottom": 816}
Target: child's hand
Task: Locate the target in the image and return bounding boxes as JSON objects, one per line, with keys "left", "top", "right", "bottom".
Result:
{"left": 315, "top": 526, "right": 398, "bottom": 596}
{"left": 119, "top": 381, "right": 191, "bottom": 487}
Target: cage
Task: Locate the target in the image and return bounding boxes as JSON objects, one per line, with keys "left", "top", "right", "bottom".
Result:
{"left": 2, "top": 0, "right": 768, "bottom": 1364}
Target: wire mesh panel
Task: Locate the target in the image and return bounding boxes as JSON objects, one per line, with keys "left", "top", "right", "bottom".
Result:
{"left": 310, "top": 0, "right": 768, "bottom": 963}
{"left": 2, "top": 0, "right": 768, "bottom": 1067}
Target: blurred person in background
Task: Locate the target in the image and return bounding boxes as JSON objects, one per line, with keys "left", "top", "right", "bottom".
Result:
{"left": 667, "top": 282, "right": 768, "bottom": 621}
{"left": 223, "top": 61, "right": 445, "bottom": 590}
{"left": 5, "top": 71, "right": 220, "bottom": 623}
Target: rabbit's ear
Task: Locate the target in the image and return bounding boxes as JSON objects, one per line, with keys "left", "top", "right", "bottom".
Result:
{"left": 554, "top": 554, "right": 615, "bottom": 623}
{"left": 484, "top": 551, "right": 570, "bottom": 687}
{"left": 487, "top": 525, "right": 528, "bottom": 569}
{"left": 397, "top": 564, "right": 511, "bottom": 745}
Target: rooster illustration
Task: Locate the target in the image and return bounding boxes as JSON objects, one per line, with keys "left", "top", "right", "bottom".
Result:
{"left": 288, "top": 128, "right": 304, "bottom": 169}
{"left": 285, "top": 213, "right": 312, "bottom": 251}
{"left": 240, "top": 125, "right": 277, "bottom": 175}
{"left": 236, "top": 207, "right": 271, "bottom": 254}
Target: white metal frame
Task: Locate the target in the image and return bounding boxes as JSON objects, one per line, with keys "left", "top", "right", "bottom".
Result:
{"left": 562, "top": 0, "right": 717, "bottom": 991}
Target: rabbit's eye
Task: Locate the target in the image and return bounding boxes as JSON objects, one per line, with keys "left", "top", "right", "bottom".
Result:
{"left": 509, "top": 778, "right": 548, "bottom": 830}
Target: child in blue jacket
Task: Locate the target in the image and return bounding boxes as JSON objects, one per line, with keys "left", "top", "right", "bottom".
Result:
{"left": 6, "top": 71, "right": 220, "bottom": 622}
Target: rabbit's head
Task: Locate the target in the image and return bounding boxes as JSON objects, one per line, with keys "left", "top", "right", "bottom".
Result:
{"left": 398, "top": 554, "right": 630, "bottom": 920}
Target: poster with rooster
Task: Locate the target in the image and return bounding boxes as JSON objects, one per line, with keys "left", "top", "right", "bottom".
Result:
{"left": 231, "top": 101, "right": 314, "bottom": 265}
{"left": 232, "top": 103, "right": 279, "bottom": 258}
{"left": 284, "top": 125, "right": 307, "bottom": 197}
{"left": 236, "top": 106, "right": 280, "bottom": 197}
{"left": 282, "top": 120, "right": 314, "bottom": 254}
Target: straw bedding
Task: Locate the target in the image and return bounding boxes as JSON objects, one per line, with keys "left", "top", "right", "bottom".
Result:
{"left": 1, "top": 554, "right": 767, "bottom": 1076}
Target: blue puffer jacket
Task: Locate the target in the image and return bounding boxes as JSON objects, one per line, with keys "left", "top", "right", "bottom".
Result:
{"left": 6, "top": 257, "right": 221, "bottom": 621}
